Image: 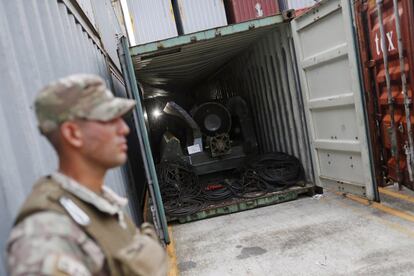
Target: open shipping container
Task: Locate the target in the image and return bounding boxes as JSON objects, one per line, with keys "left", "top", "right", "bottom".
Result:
{"left": 119, "top": 0, "right": 378, "bottom": 243}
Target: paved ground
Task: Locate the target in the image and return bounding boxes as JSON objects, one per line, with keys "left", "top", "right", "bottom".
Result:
{"left": 380, "top": 185, "right": 414, "bottom": 216}
{"left": 170, "top": 190, "right": 414, "bottom": 276}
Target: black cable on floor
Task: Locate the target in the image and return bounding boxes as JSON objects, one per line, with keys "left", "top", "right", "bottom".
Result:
{"left": 156, "top": 152, "right": 306, "bottom": 217}
{"left": 157, "top": 162, "right": 204, "bottom": 217}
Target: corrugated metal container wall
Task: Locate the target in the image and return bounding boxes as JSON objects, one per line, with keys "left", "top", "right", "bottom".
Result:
{"left": 354, "top": 0, "right": 414, "bottom": 190}
{"left": 77, "top": 0, "right": 97, "bottom": 27}
{"left": 126, "top": 0, "right": 178, "bottom": 45}
{"left": 0, "top": 1, "right": 137, "bottom": 274}
{"left": 173, "top": 0, "right": 228, "bottom": 34}
{"left": 112, "top": 0, "right": 128, "bottom": 38}
{"left": 201, "top": 28, "right": 314, "bottom": 182}
{"left": 225, "top": 0, "right": 280, "bottom": 24}
{"left": 132, "top": 19, "right": 314, "bottom": 183}
{"left": 279, "top": 0, "right": 317, "bottom": 10}
{"left": 91, "top": 0, "right": 123, "bottom": 69}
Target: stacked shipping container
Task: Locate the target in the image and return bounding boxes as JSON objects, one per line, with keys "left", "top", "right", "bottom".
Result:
{"left": 225, "top": 0, "right": 279, "bottom": 23}
{"left": 277, "top": 0, "right": 317, "bottom": 10}
{"left": 355, "top": 0, "right": 414, "bottom": 190}
{"left": 126, "top": 0, "right": 282, "bottom": 45}
{"left": 126, "top": 0, "right": 178, "bottom": 45}
{"left": 173, "top": 0, "right": 228, "bottom": 34}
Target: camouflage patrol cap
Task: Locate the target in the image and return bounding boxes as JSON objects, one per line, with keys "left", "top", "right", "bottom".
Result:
{"left": 35, "top": 74, "right": 136, "bottom": 134}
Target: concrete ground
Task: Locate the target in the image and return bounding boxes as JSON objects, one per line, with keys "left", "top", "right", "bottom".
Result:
{"left": 169, "top": 189, "right": 414, "bottom": 276}
{"left": 380, "top": 185, "right": 414, "bottom": 217}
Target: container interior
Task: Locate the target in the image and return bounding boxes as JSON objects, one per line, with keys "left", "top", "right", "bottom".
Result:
{"left": 130, "top": 16, "right": 315, "bottom": 217}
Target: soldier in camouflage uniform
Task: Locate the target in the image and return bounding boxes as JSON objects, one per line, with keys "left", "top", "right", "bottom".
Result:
{"left": 6, "top": 74, "right": 168, "bottom": 276}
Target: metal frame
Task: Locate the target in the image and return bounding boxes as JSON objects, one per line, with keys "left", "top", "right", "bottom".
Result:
{"left": 119, "top": 37, "right": 170, "bottom": 244}
{"left": 392, "top": 0, "right": 414, "bottom": 184}
{"left": 376, "top": 0, "right": 403, "bottom": 187}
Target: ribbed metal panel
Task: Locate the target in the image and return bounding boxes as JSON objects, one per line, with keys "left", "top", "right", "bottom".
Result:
{"left": 285, "top": 0, "right": 317, "bottom": 9}
{"left": 131, "top": 15, "right": 284, "bottom": 97}
{"left": 126, "top": 0, "right": 178, "bottom": 45}
{"left": 0, "top": 1, "right": 134, "bottom": 273}
{"left": 106, "top": 167, "right": 135, "bottom": 219}
{"left": 208, "top": 27, "right": 314, "bottom": 182}
{"left": 108, "top": 74, "right": 140, "bottom": 221}
{"left": 225, "top": 0, "right": 280, "bottom": 24}
{"left": 174, "top": 0, "right": 228, "bottom": 34}
{"left": 91, "top": 0, "right": 123, "bottom": 69}
{"left": 112, "top": 0, "right": 128, "bottom": 38}
{"left": 76, "top": 0, "right": 97, "bottom": 27}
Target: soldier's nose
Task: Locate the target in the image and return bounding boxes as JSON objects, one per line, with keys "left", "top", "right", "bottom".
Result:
{"left": 117, "top": 118, "right": 130, "bottom": 135}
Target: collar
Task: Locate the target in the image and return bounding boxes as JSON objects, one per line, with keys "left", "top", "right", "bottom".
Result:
{"left": 51, "top": 172, "right": 128, "bottom": 216}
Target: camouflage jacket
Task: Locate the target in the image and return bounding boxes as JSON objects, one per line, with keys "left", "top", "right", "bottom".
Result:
{"left": 6, "top": 172, "right": 163, "bottom": 276}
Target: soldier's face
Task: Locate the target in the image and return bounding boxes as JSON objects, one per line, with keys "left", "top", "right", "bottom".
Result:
{"left": 78, "top": 117, "right": 130, "bottom": 169}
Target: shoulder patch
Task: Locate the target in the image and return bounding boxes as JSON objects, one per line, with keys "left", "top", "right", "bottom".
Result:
{"left": 59, "top": 197, "right": 90, "bottom": 226}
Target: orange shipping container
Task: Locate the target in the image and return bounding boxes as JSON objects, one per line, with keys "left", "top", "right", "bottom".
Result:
{"left": 354, "top": 0, "right": 414, "bottom": 190}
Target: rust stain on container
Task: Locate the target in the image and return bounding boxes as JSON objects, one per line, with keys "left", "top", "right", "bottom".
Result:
{"left": 355, "top": 0, "right": 414, "bottom": 190}
{"left": 224, "top": 0, "right": 280, "bottom": 23}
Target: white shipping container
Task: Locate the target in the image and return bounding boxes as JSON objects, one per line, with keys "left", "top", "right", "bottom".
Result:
{"left": 126, "top": 0, "right": 178, "bottom": 45}
{"left": 287, "top": 0, "right": 318, "bottom": 9}
{"left": 173, "top": 0, "right": 228, "bottom": 34}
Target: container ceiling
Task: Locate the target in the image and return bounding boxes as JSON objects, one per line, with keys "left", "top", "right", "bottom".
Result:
{"left": 130, "top": 15, "right": 288, "bottom": 97}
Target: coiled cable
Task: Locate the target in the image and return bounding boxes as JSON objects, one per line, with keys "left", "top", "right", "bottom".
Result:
{"left": 156, "top": 152, "right": 306, "bottom": 218}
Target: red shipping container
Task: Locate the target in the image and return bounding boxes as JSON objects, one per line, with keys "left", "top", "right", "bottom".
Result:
{"left": 354, "top": 0, "right": 414, "bottom": 190}
{"left": 225, "top": 0, "right": 279, "bottom": 23}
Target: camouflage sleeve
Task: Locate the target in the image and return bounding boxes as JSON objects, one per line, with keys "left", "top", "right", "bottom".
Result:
{"left": 7, "top": 211, "right": 105, "bottom": 276}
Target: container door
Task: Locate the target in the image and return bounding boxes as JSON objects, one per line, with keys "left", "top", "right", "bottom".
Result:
{"left": 291, "top": 0, "right": 377, "bottom": 199}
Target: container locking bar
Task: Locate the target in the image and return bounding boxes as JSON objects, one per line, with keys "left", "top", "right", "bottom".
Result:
{"left": 376, "top": 0, "right": 403, "bottom": 188}
{"left": 392, "top": 0, "right": 414, "bottom": 183}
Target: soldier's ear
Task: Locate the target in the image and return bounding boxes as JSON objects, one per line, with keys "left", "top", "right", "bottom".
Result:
{"left": 60, "top": 121, "right": 83, "bottom": 148}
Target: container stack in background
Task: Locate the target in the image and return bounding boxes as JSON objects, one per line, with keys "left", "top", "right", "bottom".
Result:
{"left": 124, "top": 0, "right": 318, "bottom": 46}
{"left": 125, "top": 0, "right": 178, "bottom": 45}
{"left": 277, "top": 0, "right": 317, "bottom": 11}
{"left": 279, "top": 0, "right": 318, "bottom": 16}
{"left": 224, "top": 0, "right": 279, "bottom": 24}
{"left": 173, "top": 0, "right": 228, "bottom": 34}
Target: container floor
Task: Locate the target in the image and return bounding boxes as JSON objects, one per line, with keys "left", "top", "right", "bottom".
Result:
{"left": 169, "top": 189, "right": 414, "bottom": 275}
{"left": 171, "top": 184, "right": 314, "bottom": 223}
